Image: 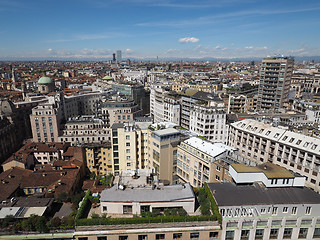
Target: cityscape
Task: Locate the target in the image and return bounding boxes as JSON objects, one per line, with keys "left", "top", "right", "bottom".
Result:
{"left": 1, "top": 1, "right": 320, "bottom": 240}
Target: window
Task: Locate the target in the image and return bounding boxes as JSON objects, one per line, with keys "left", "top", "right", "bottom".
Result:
{"left": 126, "top": 163, "right": 131, "bottom": 167}
{"left": 140, "top": 205, "right": 150, "bottom": 213}
{"left": 292, "top": 206, "right": 297, "bottom": 215}
{"left": 126, "top": 142, "right": 130, "bottom": 147}
{"left": 306, "top": 206, "right": 312, "bottom": 214}
{"left": 272, "top": 207, "right": 278, "bottom": 215}
{"left": 97, "top": 237, "right": 107, "bottom": 240}
{"left": 303, "top": 142, "right": 309, "bottom": 147}
{"left": 126, "top": 156, "right": 130, "bottom": 160}
{"left": 123, "top": 205, "right": 132, "bottom": 214}
{"left": 257, "top": 221, "right": 268, "bottom": 227}
{"left": 126, "top": 135, "right": 130, "bottom": 140}
{"left": 173, "top": 233, "right": 182, "bottom": 239}
{"left": 266, "top": 131, "right": 271, "bottom": 136}
{"left": 216, "top": 166, "right": 221, "bottom": 171}
{"left": 79, "top": 238, "right": 88, "bottom": 240}
{"left": 289, "top": 138, "right": 295, "bottom": 143}
{"left": 313, "top": 228, "right": 320, "bottom": 238}
{"left": 296, "top": 140, "right": 302, "bottom": 145}
{"left": 138, "top": 235, "right": 147, "bottom": 240}
{"left": 209, "top": 232, "right": 218, "bottom": 239}
{"left": 119, "top": 236, "right": 128, "bottom": 240}
{"left": 225, "top": 230, "right": 234, "bottom": 240}
{"left": 255, "top": 229, "right": 264, "bottom": 239}
{"left": 260, "top": 208, "right": 266, "bottom": 214}
{"left": 312, "top": 144, "right": 318, "bottom": 150}
{"left": 190, "top": 232, "right": 199, "bottom": 240}
{"left": 299, "top": 228, "right": 308, "bottom": 238}
{"left": 283, "top": 228, "right": 292, "bottom": 239}
{"left": 269, "top": 229, "right": 279, "bottom": 239}
{"left": 282, "top": 136, "right": 288, "bottom": 141}
{"left": 156, "top": 234, "right": 165, "bottom": 240}
{"left": 103, "top": 206, "right": 107, "bottom": 212}
{"left": 241, "top": 230, "right": 249, "bottom": 240}
{"left": 126, "top": 149, "right": 130, "bottom": 153}
{"left": 301, "top": 219, "right": 312, "bottom": 226}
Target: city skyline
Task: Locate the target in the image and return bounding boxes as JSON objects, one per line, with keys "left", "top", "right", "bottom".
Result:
{"left": 0, "top": 0, "right": 320, "bottom": 60}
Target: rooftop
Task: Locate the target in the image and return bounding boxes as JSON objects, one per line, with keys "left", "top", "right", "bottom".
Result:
{"left": 208, "top": 182, "right": 320, "bottom": 207}
{"left": 231, "top": 162, "right": 294, "bottom": 179}
{"left": 183, "top": 137, "right": 235, "bottom": 158}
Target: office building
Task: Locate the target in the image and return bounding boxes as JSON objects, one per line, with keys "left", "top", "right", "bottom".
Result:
{"left": 257, "top": 57, "right": 294, "bottom": 111}
{"left": 116, "top": 50, "right": 122, "bottom": 63}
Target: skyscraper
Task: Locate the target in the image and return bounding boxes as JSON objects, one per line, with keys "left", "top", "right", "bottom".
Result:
{"left": 257, "top": 56, "right": 294, "bottom": 111}
{"left": 116, "top": 50, "right": 122, "bottom": 63}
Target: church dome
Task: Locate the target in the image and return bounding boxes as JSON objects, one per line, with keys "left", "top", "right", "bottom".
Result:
{"left": 38, "top": 76, "right": 53, "bottom": 84}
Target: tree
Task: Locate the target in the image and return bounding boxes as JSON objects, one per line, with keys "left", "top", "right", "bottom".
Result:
{"left": 57, "top": 191, "right": 70, "bottom": 203}
{"left": 50, "top": 217, "right": 61, "bottom": 228}
{"left": 35, "top": 216, "right": 49, "bottom": 233}
{"left": 2, "top": 215, "right": 15, "bottom": 228}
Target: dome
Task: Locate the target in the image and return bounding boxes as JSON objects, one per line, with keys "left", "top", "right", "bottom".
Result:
{"left": 38, "top": 76, "right": 53, "bottom": 84}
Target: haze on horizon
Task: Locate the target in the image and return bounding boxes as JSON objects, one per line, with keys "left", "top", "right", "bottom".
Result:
{"left": 1, "top": 0, "right": 320, "bottom": 60}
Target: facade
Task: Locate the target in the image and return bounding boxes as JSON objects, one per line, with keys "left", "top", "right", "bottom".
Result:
{"left": 84, "top": 142, "right": 113, "bottom": 175}
{"left": 59, "top": 117, "right": 110, "bottom": 146}
{"left": 74, "top": 221, "right": 220, "bottom": 240}
{"left": 102, "top": 98, "right": 142, "bottom": 127}
{"left": 228, "top": 119, "right": 320, "bottom": 192}
{"left": 149, "top": 127, "right": 181, "bottom": 184}
{"left": 257, "top": 57, "right": 294, "bottom": 111}
{"left": 100, "top": 170, "right": 195, "bottom": 216}
{"left": 189, "top": 101, "right": 227, "bottom": 143}
{"left": 30, "top": 103, "right": 62, "bottom": 142}
{"left": 116, "top": 50, "right": 122, "bottom": 63}
{"left": 208, "top": 182, "right": 320, "bottom": 240}
{"left": 177, "top": 137, "right": 236, "bottom": 187}
{"left": 227, "top": 95, "right": 247, "bottom": 114}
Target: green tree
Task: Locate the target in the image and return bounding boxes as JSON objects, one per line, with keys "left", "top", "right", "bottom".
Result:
{"left": 35, "top": 216, "right": 49, "bottom": 233}
{"left": 50, "top": 217, "right": 61, "bottom": 228}
{"left": 2, "top": 215, "right": 15, "bottom": 228}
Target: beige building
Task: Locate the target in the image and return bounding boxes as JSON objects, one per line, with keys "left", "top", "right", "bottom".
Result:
{"left": 149, "top": 127, "right": 182, "bottom": 184}
{"left": 30, "top": 103, "right": 61, "bottom": 142}
{"left": 177, "top": 137, "right": 236, "bottom": 187}
{"left": 111, "top": 122, "right": 150, "bottom": 176}
{"left": 85, "top": 142, "right": 113, "bottom": 175}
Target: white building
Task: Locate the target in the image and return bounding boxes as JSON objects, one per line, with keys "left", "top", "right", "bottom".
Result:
{"left": 228, "top": 119, "right": 320, "bottom": 193}
{"left": 100, "top": 170, "right": 195, "bottom": 216}
{"left": 209, "top": 182, "right": 320, "bottom": 240}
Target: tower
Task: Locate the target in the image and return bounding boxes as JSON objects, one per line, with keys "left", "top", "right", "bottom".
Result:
{"left": 257, "top": 56, "right": 294, "bottom": 111}
{"left": 116, "top": 50, "right": 122, "bottom": 63}
{"left": 112, "top": 53, "right": 116, "bottom": 62}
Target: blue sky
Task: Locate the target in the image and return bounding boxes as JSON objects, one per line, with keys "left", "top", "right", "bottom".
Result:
{"left": 0, "top": 0, "right": 320, "bottom": 59}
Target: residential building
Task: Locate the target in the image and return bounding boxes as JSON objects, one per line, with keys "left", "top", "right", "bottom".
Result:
{"left": 208, "top": 181, "right": 320, "bottom": 240}
{"left": 257, "top": 57, "right": 294, "bottom": 111}
{"left": 177, "top": 137, "right": 236, "bottom": 187}
{"left": 100, "top": 169, "right": 195, "bottom": 216}
{"left": 227, "top": 95, "right": 247, "bottom": 114}
{"left": 84, "top": 142, "right": 113, "bottom": 176}
{"left": 228, "top": 119, "right": 320, "bottom": 192}
{"left": 30, "top": 103, "right": 62, "bottom": 142}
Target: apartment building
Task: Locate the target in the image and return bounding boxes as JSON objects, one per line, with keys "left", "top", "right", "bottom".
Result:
{"left": 189, "top": 100, "right": 227, "bottom": 143}
{"left": 177, "top": 137, "right": 236, "bottom": 187}
{"left": 84, "top": 142, "right": 113, "bottom": 175}
{"left": 257, "top": 57, "right": 294, "bottom": 111}
{"left": 59, "top": 117, "right": 110, "bottom": 146}
{"left": 101, "top": 98, "right": 142, "bottom": 127}
{"left": 228, "top": 119, "right": 320, "bottom": 192}
{"left": 227, "top": 95, "right": 247, "bottom": 114}
{"left": 30, "top": 103, "right": 62, "bottom": 142}
{"left": 110, "top": 122, "right": 150, "bottom": 176}
{"left": 149, "top": 127, "right": 181, "bottom": 184}
{"left": 209, "top": 181, "right": 320, "bottom": 240}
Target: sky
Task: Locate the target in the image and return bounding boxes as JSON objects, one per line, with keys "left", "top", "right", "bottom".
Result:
{"left": 0, "top": 0, "right": 320, "bottom": 60}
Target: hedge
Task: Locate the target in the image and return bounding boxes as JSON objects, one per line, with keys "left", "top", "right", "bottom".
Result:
{"left": 76, "top": 215, "right": 216, "bottom": 226}
{"left": 204, "top": 182, "right": 222, "bottom": 224}
{"left": 75, "top": 189, "right": 91, "bottom": 220}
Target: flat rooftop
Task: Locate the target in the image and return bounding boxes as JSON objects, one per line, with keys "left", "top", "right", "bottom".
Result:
{"left": 100, "top": 183, "right": 194, "bottom": 203}
{"left": 208, "top": 182, "right": 320, "bottom": 207}
{"left": 184, "top": 137, "right": 235, "bottom": 158}
{"left": 231, "top": 162, "right": 294, "bottom": 179}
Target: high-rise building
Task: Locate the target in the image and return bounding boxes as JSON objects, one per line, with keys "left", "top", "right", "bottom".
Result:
{"left": 257, "top": 56, "right": 294, "bottom": 111}
{"left": 116, "top": 50, "right": 122, "bottom": 63}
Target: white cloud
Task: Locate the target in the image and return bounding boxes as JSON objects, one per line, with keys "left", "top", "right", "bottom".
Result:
{"left": 245, "top": 46, "right": 254, "bottom": 49}
{"left": 179, "top": 37, "right": 200, "bottom": 43}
